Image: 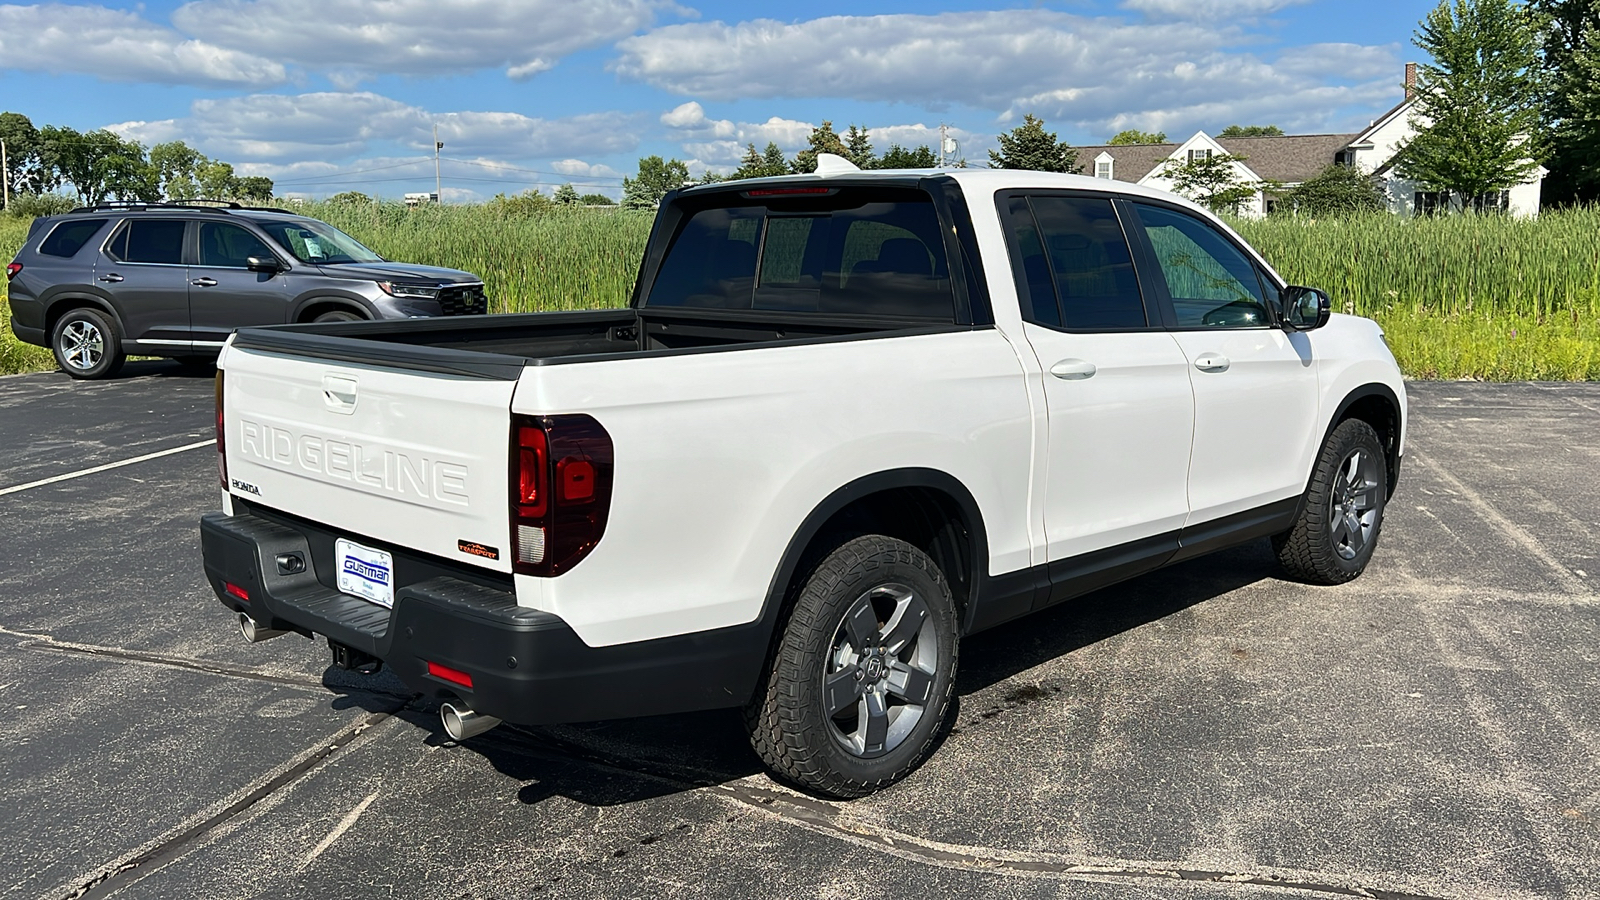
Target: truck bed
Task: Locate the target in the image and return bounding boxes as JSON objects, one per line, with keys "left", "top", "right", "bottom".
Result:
{"left": 232, "top": 308, "right": 960, "bottom": 380}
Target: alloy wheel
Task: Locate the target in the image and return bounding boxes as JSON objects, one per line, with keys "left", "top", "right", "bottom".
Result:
{"left": 823, "top": 583, "right": 940, "bottom": 759}
{"left": 1329, "top": 449, "right": 1382, "bottom": 560}
{"left": 59, "top": 320, "right": 105, "bottom": 371}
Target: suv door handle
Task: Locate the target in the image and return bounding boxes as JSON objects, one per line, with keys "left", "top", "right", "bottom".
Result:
{"left": 1193, "top": 353, "right": 1231, "bottom": 372}
{"left": 97, "top": 274, "right": 123, "bottom": 283}
{"left": 1049, "top": 358, "right": 1097, "bottom": 380}
{"left": 190, "top": 277, "right": 218, "bottom": 287}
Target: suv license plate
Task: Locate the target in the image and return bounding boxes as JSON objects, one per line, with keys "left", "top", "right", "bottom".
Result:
{"left": 335, "top": 538, "right": 395, "bottom": 609}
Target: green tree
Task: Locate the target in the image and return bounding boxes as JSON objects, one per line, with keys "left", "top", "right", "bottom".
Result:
{"left": 578, "top": 192, "right": 615, "bottom": 205}
{"left": 195, "top": 160, "right": 238, "bottom": 199}
{"left": 1397, "top": 0, "right": 1543, "bottom": 211}
{"left": 234, "top": 176, "right": 275, "bottom": 202}
{"left": 1107, "top": 129, "right": 1168, "bottom": 145}
{"left": 988, "top": 114, "right": 1080, "bottom": 172}
{"left": 1283, "top": 164, "right": 1388, "bottom": 215}
{"left": 1217, "top": 124, "right": 1285, "bottom": 137}
{"left": 148, "top": 141, "right": 205, "bottom": 200}
{"left": 1531, "top": 0, "right": 1600, "bottom": 202}
{"left": 874, "top": 144, "right": 938, "bottom": 168}
{"left": 790, "top": 121, "right": 848, "bottom": 173}
{"left": 1158, "top": 152, "right": 1260, "bottom": 213}
{"left": 328, "top": 191, "right": 373, "bottom": 204}
{"left": 0, "top": 112, "right": 55, "bottom": 200}
{"left": 842, "top": 125, "right": 875, "bottom": 168}
{"left": 553, "top": 183, "right": 580, "bottom": 205}
{"left": 39, "top": 126, "right": 156, "bottom": 205}
{"left": 622, "top": 155, "right": 690, "bottom": 209}
{"left": 732, "top": 142, "right": 790, "bottom": 179}
{"left": 488, "top": 189, "right": 555, "bottom": 216}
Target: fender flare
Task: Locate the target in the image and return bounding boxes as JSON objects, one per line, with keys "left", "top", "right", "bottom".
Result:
{"left": 1315, "top": 381, "right": 1404, "bottom": 498}
{"left": 290, "top": 293, "right": 378, "bottom": 322}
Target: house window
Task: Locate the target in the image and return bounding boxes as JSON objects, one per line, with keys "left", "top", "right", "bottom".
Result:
{"left": 1095, "top": 159, "right": 1113, "bottom": 180}
{"left": 1186, "top": 149, "right": 1213, "bottom": 164}
{"left": 1413, "top": 191, "right": 1449, "bottom": 216}
{"left": 1469, "top": 190, "right": 1510, "bottom": 214}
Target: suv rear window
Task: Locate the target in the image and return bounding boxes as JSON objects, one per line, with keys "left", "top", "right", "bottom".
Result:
{"left": 644, "top": 188, "right": 954, "bottom": 320}
{"left": 105, "top": 219, "right": 187, "bottom": 265}
{"left": 38, "top": 219, "right": 109, "bottom": 258}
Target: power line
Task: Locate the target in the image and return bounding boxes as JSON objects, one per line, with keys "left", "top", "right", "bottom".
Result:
{"left": 439, "top": 156, "right": 625, "bottom": 183}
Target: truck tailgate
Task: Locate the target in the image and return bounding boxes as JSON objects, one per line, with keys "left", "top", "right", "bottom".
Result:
{"left": 220, "top": 342, "right": 516, "bottom": 573}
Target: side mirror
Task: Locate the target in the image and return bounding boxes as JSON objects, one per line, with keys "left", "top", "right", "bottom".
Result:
{"left": 1279, "top": 285, "right": 1331, "bottom": 331}
{"left": 246, "top": 256, "right": 283, "bottom": 273}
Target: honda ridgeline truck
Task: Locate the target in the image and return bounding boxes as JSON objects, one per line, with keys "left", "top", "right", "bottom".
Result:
{"left": 201, "top": 159, "right": 1405, "bottom": 798}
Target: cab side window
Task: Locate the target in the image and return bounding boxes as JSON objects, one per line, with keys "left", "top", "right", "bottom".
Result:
{"left": 199, "top": 223, "right": 276, "bottom": 268}
{"left": 1132, "top": 203, "right": 1270, "bottom": 328}
{"left": 1006, "top": 195, "right": 1146, "bottom": 330}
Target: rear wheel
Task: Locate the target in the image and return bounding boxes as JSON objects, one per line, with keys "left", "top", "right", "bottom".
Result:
{"left": 746, "top": 535, "right": 958, "bottom": 798}
{"left": 52, "top": 308, "right": 125, "bottom": 380}
{"left": 1274, "top": 418, "right": 1389, "bottom": 584}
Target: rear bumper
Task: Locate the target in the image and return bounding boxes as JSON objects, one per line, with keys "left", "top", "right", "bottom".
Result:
{"left": 9, "top": 318, "right": 45, "bottom": 348}
{"left": 200, "top": 508, "right": 767, "bottom": 725}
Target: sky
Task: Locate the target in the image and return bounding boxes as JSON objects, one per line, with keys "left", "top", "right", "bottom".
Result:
{"left": 0, "top": 0, "right": 1427, "bottom": 201}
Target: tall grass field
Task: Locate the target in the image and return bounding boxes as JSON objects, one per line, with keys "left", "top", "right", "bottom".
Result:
{"left": 4, "top": 203, "right": 1598, "bottom": 379}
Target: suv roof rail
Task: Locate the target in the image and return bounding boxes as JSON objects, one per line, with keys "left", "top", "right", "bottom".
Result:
{"left": 66, "top": 200, "right": 295, "bottom": 215}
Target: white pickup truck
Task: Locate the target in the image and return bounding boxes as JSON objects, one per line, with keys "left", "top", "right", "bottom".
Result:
{"left": 202, "top": 161, "right": 1405, "bottom": 797}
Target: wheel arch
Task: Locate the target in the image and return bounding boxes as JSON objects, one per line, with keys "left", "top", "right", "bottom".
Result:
{"left": 1325, "top": 383, "right": 1403, "bottom": 498}
{"left": 753, "top": 468, "right": 989, "bottom": 678}
{"left": 44, "top": 294, "right": 121, "bottom": 337}
{"left": 292, "top": 295, "right": 374, "bottom": 323}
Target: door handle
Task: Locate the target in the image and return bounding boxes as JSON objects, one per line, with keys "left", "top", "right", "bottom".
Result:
{"left": 97, "top": 273, "right": 123, "bottom": 283}
{"left": 190, "top": 277, "right": 218, "bottom": 287}
{"left": 1049, "top": 358, "right": 1097, "bottom": 380}
{"left": 1193, "top": 353, "right": 1231, "bottom": 372}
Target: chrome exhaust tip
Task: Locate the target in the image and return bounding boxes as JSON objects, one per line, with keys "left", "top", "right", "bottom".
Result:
{"left": 441, "top": 701, "right": 502, "bottom": 741}
{"left": 238, "top": 613, "right": 289, "bottom": 643}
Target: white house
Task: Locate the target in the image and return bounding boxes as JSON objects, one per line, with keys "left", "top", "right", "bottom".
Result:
{"left": 1077, "top": 65, "right": 1546, "bottom": 218}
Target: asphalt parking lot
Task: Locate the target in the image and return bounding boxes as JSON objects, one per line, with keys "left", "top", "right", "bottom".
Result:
{"left": 1, "top": 363, "right": 1596, "bottom": 900}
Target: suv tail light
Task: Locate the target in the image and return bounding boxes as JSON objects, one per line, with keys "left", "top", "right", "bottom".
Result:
{"left": 215, "top": 371, "right": 227, "bottom": 488}
{"left": 510, "top": 414, "right": 613, "bottom": 576}
{"left": 5, "top": 263, "right": 20, "bottom": 281}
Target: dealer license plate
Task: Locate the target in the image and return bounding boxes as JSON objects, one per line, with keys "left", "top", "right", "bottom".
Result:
{"left": 335, "top": 538, "right": 394, "bottom": 609}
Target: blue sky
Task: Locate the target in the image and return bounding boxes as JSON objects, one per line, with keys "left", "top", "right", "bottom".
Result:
{"left": 0, "top": 0, "right": 1426, "bottom": 200}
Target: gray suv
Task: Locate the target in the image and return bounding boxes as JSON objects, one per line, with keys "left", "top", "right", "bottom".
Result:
{"left": 5, "top": 202, "right": 487, "bottom": 379}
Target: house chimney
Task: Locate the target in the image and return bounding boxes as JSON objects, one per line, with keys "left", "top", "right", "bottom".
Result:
{"left": 1405, "top": 62, "right": 1417, "bottom": 101}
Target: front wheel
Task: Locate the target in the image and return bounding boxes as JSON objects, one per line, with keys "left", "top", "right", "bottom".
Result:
{"left": 745, "top": 535, "right": 958, "bottom": 798}
{"left": 1274, "top": 418, "right": 1389, "bottom": 584}
{"left": 313, "top": 309, "right": 363, "bottom": 323}
{"left": 52, "top": 308, "right": 125, "bottom": 380}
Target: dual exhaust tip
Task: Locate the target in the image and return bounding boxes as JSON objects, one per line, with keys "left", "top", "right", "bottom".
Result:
{"left": 239, "top": 614, "right": 501, "bottom": 741}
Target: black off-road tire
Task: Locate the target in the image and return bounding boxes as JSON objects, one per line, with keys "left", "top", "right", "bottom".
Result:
{"left": 51, "top": 307, "right": 125, "bottom": 380}
{"left": 745, "top": 535, "right": 959, "bottom": 799}
{"left": 1274, "top": 418, "right": 1389, "bottom": 585}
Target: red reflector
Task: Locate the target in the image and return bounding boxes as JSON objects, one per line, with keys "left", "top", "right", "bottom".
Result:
{"left": 744, "top": 187, "right": 833, "bottom": 196}
{"left": 558, "top": 457, "right": 595, "bottom": 502}
{"left": 427, "top": 661, "right": 473, "bottom": 688}
{"left": 4, "top": 263, "right": 20, "bottom": 281}
{"left": 224, "top": 582, "right": 250, "bottom": 601}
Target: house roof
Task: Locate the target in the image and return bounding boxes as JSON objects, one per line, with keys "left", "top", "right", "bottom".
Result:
{"left": 1076, "top": 132, "right": 1361, "bottom": 185}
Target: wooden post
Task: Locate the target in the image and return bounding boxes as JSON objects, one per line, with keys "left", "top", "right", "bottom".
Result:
{"left": 1, "top": 139, "right": 9, "bottom": 210}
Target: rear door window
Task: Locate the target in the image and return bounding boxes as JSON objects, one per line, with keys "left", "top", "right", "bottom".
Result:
{"left": 1005, "top": 195, "right": 1146, "bottom": 330}
{"left": 644, "top": 188, "right": 954, "bottom": 320}
{"left": 105, "top": 219, "right": 187, "bottom": 265}
{"left": 38, "top": 219, "right": 109, "bottom": 258}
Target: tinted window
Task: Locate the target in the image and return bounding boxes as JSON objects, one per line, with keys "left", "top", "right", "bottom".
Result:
{"left": 1133, "top": 204, "right": 1270, "bottom": 328}
{"left": 199, "top": 222, "right": 275, "bottom": 268}
{"left": 1016, "top": 196, "right": 1145, "bottom": 329}
{"left": 644, "top": 190, "right": 954, "bottom": 320}
{"left": 38, "top": 219, "right": 108, "bottom": 258}
{"left": 255, "top": 219, "right": 383, "bottom": 264}
{"left": 107, "top": 219, "right": 187, "bottom": 265}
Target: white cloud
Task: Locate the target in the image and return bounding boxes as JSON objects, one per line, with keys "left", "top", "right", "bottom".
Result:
{"left": 1120, "top": 0, "right": 1308, "bottom": 19}
{"left": 659, "top": 103, "right": 979, "bottom": 165}
{"left": 549, "top": 159, "right": 622, "bottom": 178}
{"left": 616, "top": 11, "right": 1402, "bottom": 140}
{"left": 0, "top": 3, "right": 285, "bottom": 87}
{"left": 173, "top": 0, "right": 671, "bottom": 81}
{"left": 111, "top": 92, "right": 641, "bottom": 164}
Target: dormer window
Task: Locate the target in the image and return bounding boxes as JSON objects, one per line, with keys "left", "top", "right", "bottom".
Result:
{"left": 1095, "top": 159, "right": 1113, "bottom": 179}
{"left": 1187, "top": 148, "right": 1213, "bottom": 163}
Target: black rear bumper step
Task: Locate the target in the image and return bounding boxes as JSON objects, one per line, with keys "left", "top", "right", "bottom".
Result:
{"left": 200, "top": 510, "right": 769, "bottom": 725}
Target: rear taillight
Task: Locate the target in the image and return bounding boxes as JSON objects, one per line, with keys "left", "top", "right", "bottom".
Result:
{"left": 4, "top": 263, "right": 20, "bottom": 281}
{"left": 215, "top": 371, "right": 227, "bottom": 488}
{"left": 510, "top": 414, "right": 613, "bottom": 576}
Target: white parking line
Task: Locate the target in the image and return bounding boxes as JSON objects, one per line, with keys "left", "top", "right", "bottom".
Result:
{"left": 299, "top": 790, "right": 380, "bottom": 870}
{"left": 0, "top": 439, "right": 215, "bottom": 497}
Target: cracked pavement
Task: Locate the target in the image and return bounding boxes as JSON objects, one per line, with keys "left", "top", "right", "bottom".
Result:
{"left": 1, "top": 362, "right": 1596, "bottom": 900}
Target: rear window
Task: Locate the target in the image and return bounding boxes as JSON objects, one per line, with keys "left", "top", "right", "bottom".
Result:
{"left": 38, "top": 219, "right": 109, "bottom": 258}
{"left": 105, "top": 219, "right": 187, "bottom": 265}
{"left": 643, "top": 188, "right": 954, "bottom": 320}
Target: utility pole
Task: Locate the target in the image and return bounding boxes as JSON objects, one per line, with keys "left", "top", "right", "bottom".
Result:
{"left": 433, "top": 124, "right": 443, "bottom": 203}
{"left": 1, "top": 139, "right": 9, "bottom": 210}
{"left": 937, "top": 124, "right": 947, "bottom": 168}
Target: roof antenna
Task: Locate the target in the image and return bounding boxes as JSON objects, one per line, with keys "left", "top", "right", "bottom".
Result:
{"left": 813, "top": 153, "right": 860, "bottom": 176}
